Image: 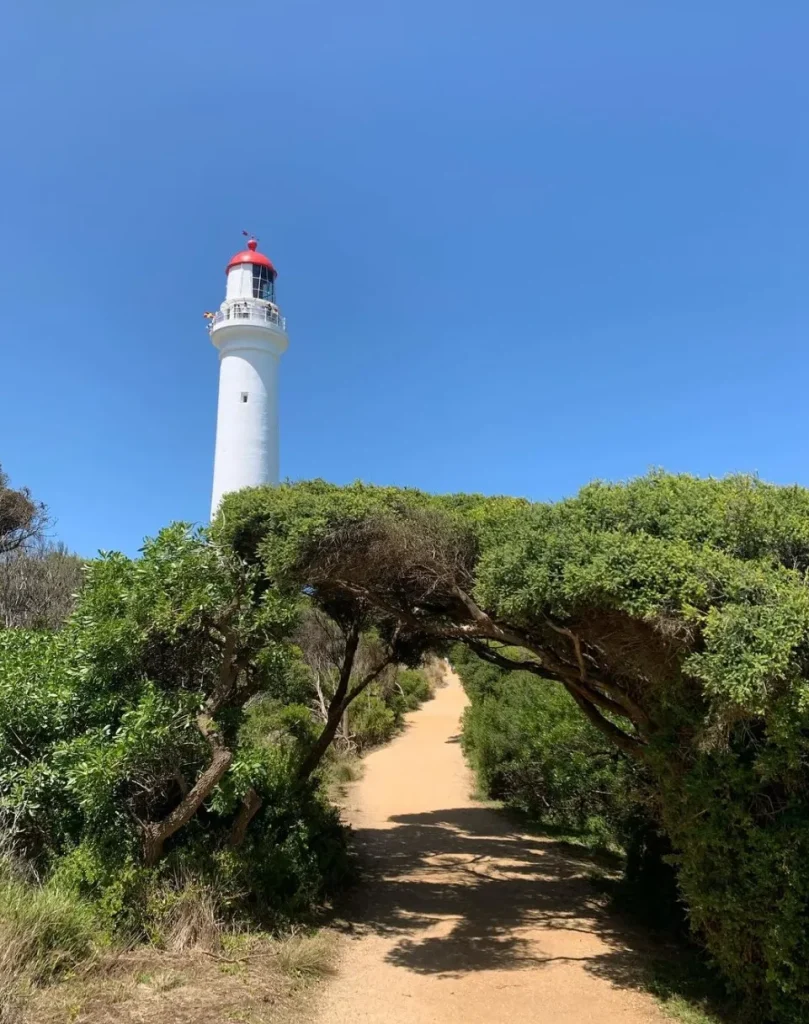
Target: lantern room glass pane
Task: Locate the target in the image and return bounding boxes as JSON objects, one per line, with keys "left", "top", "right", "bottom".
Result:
{"left": 252, "top": 264, "right": 275, "bottom": 301}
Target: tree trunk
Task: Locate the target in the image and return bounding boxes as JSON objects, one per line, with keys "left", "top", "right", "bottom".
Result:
{"left": 230, "top": 787, "right": 264, "bottom": 848}
{"left": 297, "top": 656, "right": 395, "bottom": 781}
{"left": 297, "top": 705, "right": 346, "bottom": 781}
{"left": 141, "top": 714, "right": 233, "bottom": 866}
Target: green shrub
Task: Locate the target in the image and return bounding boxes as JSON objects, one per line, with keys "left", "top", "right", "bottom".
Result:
{"left": 383, "top": 669, "right": 433, "bottom": 725}
{"left": 343, "top": 669, "right": 433, "bottom": 751}
{"left": 240, "top": 697, "right": 321, "bottom": 756}
{"left": 397, "top": 669, "right": 432, "bottom": 708}
{"left": 453, "top": 645, "right": 636, "bottom": 840}
{"left": 47, "top": 744, "right": 352, "bottom": 934}
{"left": 0, "top": 525, "right": 350, "bottom": 937}
{"left": 350, "top": 695, "right": 397, "bottom": 749}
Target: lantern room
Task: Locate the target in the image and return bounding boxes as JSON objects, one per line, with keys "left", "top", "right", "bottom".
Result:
{"left": 225, "top": 238, "right": 277, "bottom": 303}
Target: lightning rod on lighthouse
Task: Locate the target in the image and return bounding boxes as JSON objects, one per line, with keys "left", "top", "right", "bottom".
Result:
{"left": 208, "top": 235, "right": 289, "bottom": 518}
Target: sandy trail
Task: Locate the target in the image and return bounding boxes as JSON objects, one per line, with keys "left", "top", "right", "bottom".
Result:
{"left": 315, "top": 668, "right": 667, "bottom": 1024}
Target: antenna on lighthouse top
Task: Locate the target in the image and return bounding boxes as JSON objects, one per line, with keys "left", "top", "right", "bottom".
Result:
{"left": 242, "top": 229, "right": 259, "bottom": 251}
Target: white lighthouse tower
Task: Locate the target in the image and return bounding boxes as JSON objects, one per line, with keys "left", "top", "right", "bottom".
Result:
{"left": 209, "top": 236, "right": 289, "bottom": 518}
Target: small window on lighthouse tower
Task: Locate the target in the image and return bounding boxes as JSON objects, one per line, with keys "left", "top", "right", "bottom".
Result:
{"left": 240, "top": 392, "right": 249, "bottom": 403}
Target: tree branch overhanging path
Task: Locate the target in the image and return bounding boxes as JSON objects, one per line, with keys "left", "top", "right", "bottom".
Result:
{"left": 214, "top": 488, "right": 654, "bottom": 764}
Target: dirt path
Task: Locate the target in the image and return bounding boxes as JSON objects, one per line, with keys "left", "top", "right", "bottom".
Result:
{"left": 315, "top": 667, "right": 669, "bottom": 1024}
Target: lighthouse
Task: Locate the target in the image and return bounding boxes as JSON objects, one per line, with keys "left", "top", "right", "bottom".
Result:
{"left": 209, "top": 236, "right": 289, "bottom": 518}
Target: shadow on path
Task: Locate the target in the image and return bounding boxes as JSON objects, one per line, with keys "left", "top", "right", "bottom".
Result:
{"left": 336, "top": 805, "right": 671, "bottom": 994}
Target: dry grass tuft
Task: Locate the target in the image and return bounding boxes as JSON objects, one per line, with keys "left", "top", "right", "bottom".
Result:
{"left": 155, "top": 880, "right": 224, "bottom": 953}
{"left": 142, "top": 969, "right": 185, "bottom": 993}
{"left": 274, "top": 931, "right": 336, "bottom": 980}
{"left": 0, "top": 978, "right": 26, "bottom": 1024}
{"left": 331, "top": 755, "right": 360, "bottom": 785}
{"left": 0, "top": 846, "right": 331, "bottom": 1024}
{"left": 28, "top": 941, "right": 312, "bottom": 1024}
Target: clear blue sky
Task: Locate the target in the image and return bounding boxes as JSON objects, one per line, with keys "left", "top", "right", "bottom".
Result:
{"left": 2, "top": 3, "right": 808, "bottom": 556}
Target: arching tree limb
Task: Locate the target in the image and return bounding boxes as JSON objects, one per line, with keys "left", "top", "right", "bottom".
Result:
{"left": 543, "top": 616, "right": 652, "bottom": 733}
{"left": 314, "top": 576, "right": 652, "bottom": 748}
{"left": 466, "top": 638, "right": 642, "bottom": 738}
{"left": 565, "top": 685, "right": 646, "bottom": 759}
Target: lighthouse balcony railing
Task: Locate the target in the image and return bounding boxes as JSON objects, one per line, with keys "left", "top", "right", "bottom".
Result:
{"left": 210, "top": 300, "right": 286, "bottom": 332}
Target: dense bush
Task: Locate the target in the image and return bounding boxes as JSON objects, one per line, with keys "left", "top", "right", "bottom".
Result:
{"left": 0, "top": 513, "right": 432, "bottom": 946}
{"left": 216, "top": 474, "right": 809, "bottom": 1020}
{"left": 0, "top": 525, "right": 351, "bottom": 935}
{"left": 396, "top": 668, "right": 433, "bottom": 709}
{"left": 348, "top": 694, "right": 397, "bottom": 749}
{"left": 348, "top": 669, "right": 434, "bottom": 751}
{"left": 452, "top": 644, "right": 636, "bottom": 844}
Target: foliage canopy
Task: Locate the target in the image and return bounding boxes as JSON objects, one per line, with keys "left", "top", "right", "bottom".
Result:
{"left": 216, "top": 472, "right": 809, "bottom": 1020}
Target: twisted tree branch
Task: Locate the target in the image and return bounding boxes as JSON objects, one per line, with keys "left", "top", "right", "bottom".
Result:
{"left": 142, "top": 714, "right": 233, "bottom": 866}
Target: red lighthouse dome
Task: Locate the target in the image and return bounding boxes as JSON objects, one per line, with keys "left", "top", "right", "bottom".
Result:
{"left": 226, "top": 238, "right": 276, "bottom": 277}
